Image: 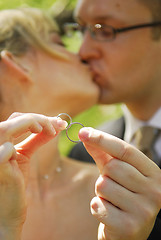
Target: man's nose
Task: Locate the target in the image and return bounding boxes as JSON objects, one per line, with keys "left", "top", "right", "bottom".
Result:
{"left": 79, "top": 32, "right": 101, "bottom": 62}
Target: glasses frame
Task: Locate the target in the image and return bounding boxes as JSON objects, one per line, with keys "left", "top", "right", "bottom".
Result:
{"left": 64, "top": 22, "right": 161, "bottom": 41}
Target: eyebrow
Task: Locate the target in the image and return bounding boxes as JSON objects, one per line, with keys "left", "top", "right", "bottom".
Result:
{"left": 75, "top": 15, "right": 123, "bottom": 25}
{"left": 92, "top": 15, "right": 114, "bottom": 21}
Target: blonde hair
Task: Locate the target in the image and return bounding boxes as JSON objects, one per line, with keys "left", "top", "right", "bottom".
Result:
{"left": 0, "top": 7, "right": 69, "bottom": 60}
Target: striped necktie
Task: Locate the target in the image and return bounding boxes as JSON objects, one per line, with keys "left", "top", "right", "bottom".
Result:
{"left": 135, "top": 126, "right": 160, "bottom": 166}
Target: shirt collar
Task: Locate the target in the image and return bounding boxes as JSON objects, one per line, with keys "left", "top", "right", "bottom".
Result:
{"left": 122, "top": 105, "right": 161, "bottom": 143}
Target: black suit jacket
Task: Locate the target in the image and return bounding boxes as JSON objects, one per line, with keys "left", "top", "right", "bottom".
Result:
{"left": 68, "top": 117, "right": 161, "bottom": 240}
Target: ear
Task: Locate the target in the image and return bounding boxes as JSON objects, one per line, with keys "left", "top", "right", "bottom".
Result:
{"left": 0, "top": 50, "right": 33, "bottom": 84}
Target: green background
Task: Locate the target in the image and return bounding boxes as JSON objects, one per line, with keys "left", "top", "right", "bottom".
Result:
{"left": 0, "top": 0, "right": 76, "bottom": 10}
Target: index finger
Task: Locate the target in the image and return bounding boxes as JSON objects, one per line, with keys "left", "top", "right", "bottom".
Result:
{"left": 0, "top": 113, "right": 67, "bottom": 144}
{"left": 0, "top": 114, "right": 43, "bottom": 143}
{"left": 79, "top": 127, "right": 158, "bottom": 176}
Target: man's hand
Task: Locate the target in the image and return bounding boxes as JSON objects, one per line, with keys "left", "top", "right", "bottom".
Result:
{"left": 79, "top": 127, "right": 161, "bottom": 240}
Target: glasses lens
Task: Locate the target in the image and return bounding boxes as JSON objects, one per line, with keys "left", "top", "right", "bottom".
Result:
{"left": 63, "top": 23, "right": 83, "bottom": 52}
{"left": 92, "top": 24, "right": 114, "bottom": 41}
{"left": 64, "top": 23, "right": 114, "bottom": 41}
{"left": 64, "top": 23, "right": 83, "bottom": 38}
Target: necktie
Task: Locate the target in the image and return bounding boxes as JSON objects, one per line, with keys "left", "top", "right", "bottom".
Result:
{"left": 134, "top": 126, "right": 160, "bottom": 166}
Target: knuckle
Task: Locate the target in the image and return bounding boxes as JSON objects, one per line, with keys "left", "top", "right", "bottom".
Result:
{"left": 135, "top": 198, "right": 156, "bottom": 223}
{"left": 151, "top": 186, "right": 161, "bottom": 207}
{"left": 95, "top": 175, "right": 107, "bottom": 195}
{"left": 91, "top": 129, "right": 105, "bottom": 144}
{"left": 141, "top": 205, "right": 155, "bottom": 222}
{"left": 7, "top": 112, "right": 23, "bottom": 120}
{"left": 146, "top": 174, "right": 161, "bottom": 207}
{"left": 119, "top": 143, "right": 133, "bottom": 160}
{"left": 9, "top": 112, "right": 21, "bottom": 118}
{"left": 25, "top": 113, "right": 35, "bottom": 121}
{"left": 25, "top": 113, "right": 42, "bottom": 126}
{"left": 97, "top": 131, "right": 104, "bottom": 143}
{"left": 23, "top": 114, "right": 42, "bottom": 132}
{"left": 106, "top": 158, "right": 118, "bottom": 172}
{"left": 122, "top": 216, "right": 140, "bottom": 238}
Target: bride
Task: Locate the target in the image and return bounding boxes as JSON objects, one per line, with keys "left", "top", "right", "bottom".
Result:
{"left": 0, "top": 7, "right": 100, "bottom": 240}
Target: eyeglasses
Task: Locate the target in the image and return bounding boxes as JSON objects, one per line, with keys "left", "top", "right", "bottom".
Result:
{"left": 64, "top": 22, "right": 161, "bottom": 41}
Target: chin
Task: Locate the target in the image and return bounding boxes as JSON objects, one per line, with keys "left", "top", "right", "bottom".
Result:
{"left": 97, "top": 90, "right": 119, "bottom": 105}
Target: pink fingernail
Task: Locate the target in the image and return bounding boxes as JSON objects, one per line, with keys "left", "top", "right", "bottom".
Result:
{"left": 90, "top": 197, "right": 100, "bottom": 214}
{"left": 79, "top": 127, "right": 93, "bottom": 141}
{"left": 57, "top": 119, "right": 68, "bottom": 129}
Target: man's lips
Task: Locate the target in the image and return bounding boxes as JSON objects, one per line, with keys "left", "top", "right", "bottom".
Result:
{"left": 89, "top": 65, "right": 108, "bottom": 89}
{"left": 92, "top": 72, "right": 105, "bottom": 87}
{"left": 90, "top": 66, "right": 102, "bottom": 80}
{"left": 90, "top": 67, "right": 99, "bottom": 81}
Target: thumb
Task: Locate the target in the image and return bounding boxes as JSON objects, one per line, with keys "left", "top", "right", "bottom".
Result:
{"left": 78, "top": 127, "right": 112, "bottom": 171}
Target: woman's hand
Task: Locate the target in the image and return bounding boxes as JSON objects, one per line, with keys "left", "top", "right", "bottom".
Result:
{"left": 0, "top": 112, "right": 67, "bottom": 239}
{"left": 79, "top": 127, "right": 161, "bottom": 240}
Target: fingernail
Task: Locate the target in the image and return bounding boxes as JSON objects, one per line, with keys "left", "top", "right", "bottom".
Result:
{"left": 57, "top": 118, "right": 68, "bottom": 130}
{"left": 90, "top": 197, "right": 100, "bottom": 214}
{"left": 91, "top": 202, "right": 99, "bottom": 213}
{"left": 79, "top": 127, "right": 93, "bottom": 141}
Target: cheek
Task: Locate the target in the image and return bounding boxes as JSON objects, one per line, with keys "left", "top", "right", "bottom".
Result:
{"left": 38, "top": 61, "right": 96, "bottom": 97}
{"left": 104, "top": 40, "right": 154, "bottom": 89}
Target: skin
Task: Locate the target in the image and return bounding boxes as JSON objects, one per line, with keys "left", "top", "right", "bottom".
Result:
{"left": 75, "top": 0, "right": 161, "bottom": 120}
{"left": 79, "top": 127, "right": 161, "bottom": 240}
{"left": 0, "top": 113, "right": 67, "bottom": 240}
{"left": 0, "top": 40, "right": 99, "bottom": 119}
{"left": 1, "top": 3, "right": 161, "bottom": 239}
{"left": 0, "top": 30, "right": 100, "bottom": 239}
{"left": 74, "top": 0, "right": 161, "bottom": 239}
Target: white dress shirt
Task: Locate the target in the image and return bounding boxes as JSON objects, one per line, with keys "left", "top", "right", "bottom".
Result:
{"left": 123, "top": 105, "right": 161, "bottom": 164}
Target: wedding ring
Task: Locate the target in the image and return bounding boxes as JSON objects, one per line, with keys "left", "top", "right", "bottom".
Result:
{"left": 66, "top": 122, "right": 85, "bottom": 143}
{"left": 57, "top": 113, "right": 72, "bottom": 126}
{"left": 57, "top": 113, "right": 85, "bottom": 143}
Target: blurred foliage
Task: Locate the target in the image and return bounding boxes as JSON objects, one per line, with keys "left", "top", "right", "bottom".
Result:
{"left": 0, "top": 0, "right": 77, "bottom": 10}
